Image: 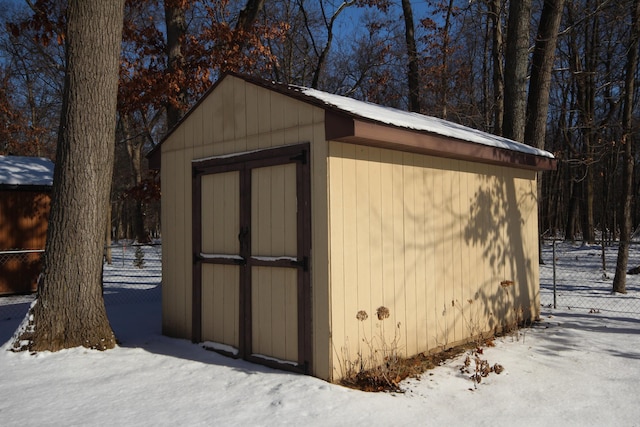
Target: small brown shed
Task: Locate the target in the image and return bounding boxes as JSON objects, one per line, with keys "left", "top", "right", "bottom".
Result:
{"left": 0, "top": 155, "right": 53, "bottom": 295}
{"left": 150, "top": 73, "right": 556, "bottom": 381}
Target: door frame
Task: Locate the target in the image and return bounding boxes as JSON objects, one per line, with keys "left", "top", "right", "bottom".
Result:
{"left": 191, "top": 143, "right": 312, "bottom": 374}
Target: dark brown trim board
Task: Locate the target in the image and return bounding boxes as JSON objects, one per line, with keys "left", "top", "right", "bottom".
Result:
{"left": 325, "top": 110, "right": 557, "bottom": 171}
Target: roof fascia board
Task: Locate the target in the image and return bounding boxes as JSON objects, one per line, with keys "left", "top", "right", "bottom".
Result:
{"left": 326, "top": 112, "right": 556, "bottom": 171}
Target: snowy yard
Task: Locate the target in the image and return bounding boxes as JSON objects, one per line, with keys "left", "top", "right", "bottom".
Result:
{"left": 1, "top": 243, "right": 640, "bottom": 426}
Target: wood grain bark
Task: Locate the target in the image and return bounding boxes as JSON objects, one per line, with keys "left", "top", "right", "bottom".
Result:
{"left": 14, "top": 0, "right": 125, "bottom": 352}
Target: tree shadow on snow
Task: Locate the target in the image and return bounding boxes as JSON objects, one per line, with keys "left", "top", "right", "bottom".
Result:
{"left": 108, "top": 291, "right": 301, "bottom": 378}
{"left": 535, "top": 310, "right": 640, "bottom": 361}
{"left": 0, "top": 286, "right": 292, "bottom": 378}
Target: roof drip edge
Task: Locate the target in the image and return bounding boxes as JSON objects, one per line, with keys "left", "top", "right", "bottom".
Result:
{"left": 325, "top": 112, "right": 556, "bottom": 171}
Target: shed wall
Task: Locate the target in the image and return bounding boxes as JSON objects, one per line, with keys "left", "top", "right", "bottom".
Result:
{"left": 160, "top": 76, "right": 331, "bottom": 378}
{"left": 327, "top": 142, "right": 539, "bottom": 380}
{"left": 0, "top": 190, "right": 50, "bottom": 294}
{"left": 160, "top": 74, "right": 544, "bottom": 382}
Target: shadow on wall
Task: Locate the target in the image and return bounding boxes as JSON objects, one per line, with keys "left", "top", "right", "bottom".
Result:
{"left": 463, "top": 168, "right": 537, "bottom": 333}
{"left": 332, "top": 146, "right": 540, "bottom": 373}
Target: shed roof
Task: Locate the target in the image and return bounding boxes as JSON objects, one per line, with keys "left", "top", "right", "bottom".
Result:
{"left": 0, "top": 155, "right": 54, "bottom": 188}
{"left": 150, "top": 73, "right": 556, "bottom": 171}
{"left": 299, "top": 86, "right": 552, "bottom": 159}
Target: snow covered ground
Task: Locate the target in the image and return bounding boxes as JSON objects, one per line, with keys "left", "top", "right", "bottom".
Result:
{"left": 1, "top": 243, "right": 640, "bottom": 426}
{"left": 540, "top": 241, "right": 640, "bottom": 315}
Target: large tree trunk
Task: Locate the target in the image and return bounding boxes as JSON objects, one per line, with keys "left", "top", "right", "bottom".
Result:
{"left": 612, "top": 0, "right": 640, "bottom": 294}
{"left": 401, "top": 0, "right": 420, "bottom": 112}
{"left": 12, "top": 0, "right": 125, "bottom": 352}
{"left": 503, "top": 0, "right": 531, "bottom": 142}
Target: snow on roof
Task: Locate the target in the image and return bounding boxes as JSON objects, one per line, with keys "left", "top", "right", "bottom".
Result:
{"left": 0, "top": 155, "right": 54, "bottom": 187}
{"left": 298, "top": 87, "right": 554, "bottom": 159}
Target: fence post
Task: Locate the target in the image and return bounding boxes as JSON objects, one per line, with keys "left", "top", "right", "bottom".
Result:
{"left": 552, "top": 239, "right": 557, "bottom": 309}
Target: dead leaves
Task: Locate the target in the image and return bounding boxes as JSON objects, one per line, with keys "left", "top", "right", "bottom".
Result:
{"left": 460, "top": 350, "right": 504, "bottom": 390}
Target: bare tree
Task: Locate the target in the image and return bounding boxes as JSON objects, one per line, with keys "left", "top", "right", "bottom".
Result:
{"left": 164, "top": 0, "right": 187, "bottom": 130}
{"left": 525, "top": 0, "right": 566, "bottom": 152}
{"left": 0, "top": 4, "right": 64, "bottom": 157}
{"left": 525, "top": 0, "right": 566, "bottom": 260}
{"left": 503, "top": 0, "right": 531, "bottom": 142}
{"left": 612, "top": 0, "right": 640, "bottom": 294}
{"left": 120, "top": 113, "right": 151, "bottom": 243}
{"left": 12, "top": 0, "right": 125, "bottom": 352}
{"left": 237, "top": 0, "right": 267, "bottom": 32}
{"left": 401, "top": 0, "right": 420, "bottom": 112}
{"left": 296, "top": 0, "right": 357, "bottom": 89}
{"left": 438, "top": 0, "right": 456, "bottom": 120}
{"left": 489, "top": 0, "right": 505, "bottom": 135}
{"left": 164, "top": 0, "right": 266, "bottom": 129}
{"left": 567, "top": 0, "right": 599, "bottom": 243}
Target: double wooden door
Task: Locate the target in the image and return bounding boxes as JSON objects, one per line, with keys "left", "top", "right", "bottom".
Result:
{"left": 192, "top": 143, "right": 311, "bottom": 373}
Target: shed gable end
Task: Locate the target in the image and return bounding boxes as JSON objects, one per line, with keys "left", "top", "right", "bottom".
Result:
{"left": 160, "top": 76, "right": 324, "bottom": 159}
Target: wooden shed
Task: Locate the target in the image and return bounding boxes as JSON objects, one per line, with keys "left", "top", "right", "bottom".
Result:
{"left": 0, "top": 155, "right": 53, "bottom": 295}
{"left": 149, "top": 73, "right": 556, "bottom": 381}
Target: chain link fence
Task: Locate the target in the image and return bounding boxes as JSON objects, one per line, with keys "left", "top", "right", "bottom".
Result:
{"left": 4, "top": 239, "right": 640, "bottom": 332}
{"left": 540, "top": 239, "right": 640, "bottom": 316}
{"left": 0, "top": 249, "right": 44, "bottom": 294}
{"left": 0, "top": 243, "right": 162, "bottom": 324}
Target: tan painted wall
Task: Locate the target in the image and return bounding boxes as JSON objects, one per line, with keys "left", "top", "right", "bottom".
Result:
{"left": 160, "top": 76, "right": 331, "bottom": 379}
{"left": 327, "top": 142, "right": 539, "bottom": 380}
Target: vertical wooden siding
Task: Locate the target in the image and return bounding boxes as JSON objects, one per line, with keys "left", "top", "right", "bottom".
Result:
{"left": 201, "top": 264, "right": 239, "bottom": 347}
{"left": 160, "top": 76, "right": 331, "bottom": 379}
{"left": 251, "top": 266, "right": 298, "bottom": 362}
{"left": 161, "top": 148, "right": 193, "bottom": 337}
{"left": 199, "top": 172, "right": 240, "bottom": 347}
{"left": 251, "top": 164, "right": 297, "bottom": 257}
{"left": 201, "top": 172, "right": 239, "bottom": 255}
{"left": 250, "top": 164, "right": 299, "bottom": 362}
{"left": 0, "top": 190, "right": 50, "bottom": 294}
{"left": 327, "top": 141, "right": 539, "bottom": 379}
{"left": 0, "top": 191, "right": 50, "bottom": 249}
